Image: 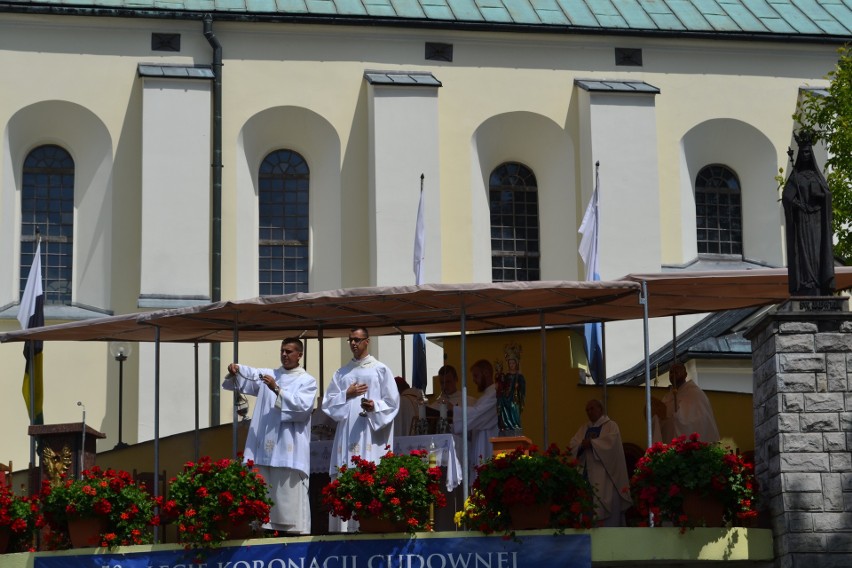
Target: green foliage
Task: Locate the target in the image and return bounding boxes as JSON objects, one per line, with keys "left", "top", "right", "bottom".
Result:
{"left": 795, "top": 44, "right": 852, "bottom": 263}
{"left": 160, "top": 456, "right": 272, "bottom": 551}
{"left": 40, "top": 467, "right": 155, "bottom": 548}
{"left": 454, "top": 444, "right": 596, "bottom": 536}
{"left": 321, "top": 449, "right": 445, "bottom": 532}
{"left": 0, "top": 484, "right": 40, "bottom": 553}
{"left": 629, "top": 434, "right": 758, "bottom": 529}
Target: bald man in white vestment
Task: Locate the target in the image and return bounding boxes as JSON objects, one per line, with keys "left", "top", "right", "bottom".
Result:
{"left": 570, "top": 399, "right": 632, "bottom": 527}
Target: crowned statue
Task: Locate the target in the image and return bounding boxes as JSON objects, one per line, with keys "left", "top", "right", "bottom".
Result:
{"left": 783, "top": 130, "right": 835, "bottom": 297}
{"left": 495, "top": 343, "right": 526, "bottom": 435}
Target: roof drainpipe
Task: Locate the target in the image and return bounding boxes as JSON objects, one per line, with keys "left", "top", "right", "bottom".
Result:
{"left": 204, "top": 14, "right": 223, "bottom": 425}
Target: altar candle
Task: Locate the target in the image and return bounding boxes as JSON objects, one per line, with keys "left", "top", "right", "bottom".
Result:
{"left": 439, "top": 402, "right": 447, "bottom": 419}
{"left": 419, "top": 403, "right": 426, "bottom": 419}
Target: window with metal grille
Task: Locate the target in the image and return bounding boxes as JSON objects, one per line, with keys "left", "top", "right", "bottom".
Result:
{"left": 695, "top": 164, "right": 742, "bottom": 255}
{"left": 489, "top": 162, "right": 540, "bottom": 282}
{"left": 20, "top": 144, "right": 74, "bottom": 305}
{"left": 258, "top": 149, "right": 309, "bottom": 295}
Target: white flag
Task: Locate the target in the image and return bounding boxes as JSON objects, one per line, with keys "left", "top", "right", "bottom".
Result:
{"left": 579, "top": 168, "right": 603, "bottom": 384}
{"left": 18, "top": 241, "right": 43, "bottom": 330}
{"left": 578, "top": 170, "right": 599, "bottom": 281}
{"left": 413, "top": 185, "right": 426, "bottom": 285}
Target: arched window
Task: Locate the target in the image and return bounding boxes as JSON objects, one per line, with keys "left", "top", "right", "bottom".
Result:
{"left": 258, "top": 149, "right": 309, "bottom": 295}
{"left": 489, "top": 162, "right": 540, "bottom": 282}
{"left": 695, "top": 164, "right": 742, "bottom": 255}
{"left": 20, "top": 144, "right": 74, "bottom": 305}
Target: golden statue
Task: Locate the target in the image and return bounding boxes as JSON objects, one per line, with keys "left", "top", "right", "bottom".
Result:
{"left": 42, "top": 445, "right": 73, "bottom": 487}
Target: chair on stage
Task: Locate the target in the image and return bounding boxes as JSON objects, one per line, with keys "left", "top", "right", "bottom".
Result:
{"left": 0, "top": 460, "right": 12, "bottom": 489}
{"left": 133, "top": 469, "right": 169, "bottom": 541}
{"left": 133, "top": 468, "right": 167, "bottom": 497}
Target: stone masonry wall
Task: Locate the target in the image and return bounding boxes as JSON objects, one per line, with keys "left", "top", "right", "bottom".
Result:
{"left": 748, "top": 310, "right": 852, "bottom": 568}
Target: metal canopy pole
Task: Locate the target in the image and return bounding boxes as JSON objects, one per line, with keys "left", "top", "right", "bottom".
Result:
{"left": 232, "top": 318, "right": 239, "bottom": 459}
{"left": 153, "top": 326, "right": 161, "bottom": 543}
{"left": 640, "top": 280, "right": 653, "bottom": 527}
{"left": 460, "top": 304, "right": 469, "bottom": 502}
{"left": 539, "top": 311, "right": 548, "bottom": 447}
{"left": 641, "top": 280, "right": 652, "bottom": 448}
{"left": 399, "top": 331, "right": 406, "bottom": 379}
{"left": 318, "top": 327, "right": 325, "bottom": 400}
{"left": 194, "top": 341, "right": 200, "bottom": 461}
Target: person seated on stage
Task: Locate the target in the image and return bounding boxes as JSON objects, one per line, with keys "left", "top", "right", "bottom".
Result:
{"left": 394, "top": 376, "right": 425, "bottom": 436}
{"left": 651, "top": 361, "right": 720, "bottom": 444}
{"left": 569, "top": 399, "right": 632, "bottom": 527}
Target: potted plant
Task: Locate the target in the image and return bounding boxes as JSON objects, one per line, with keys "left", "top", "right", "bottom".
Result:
{"left": 40, "top": 466, "right": 155, "bottom": 549}
{"left": 629, "top": 433, "right": 758, "bottom": 530}
{"left": 159, "top": 456, "right": 272, "bottom": 551}
{"left": 0, "top": 484, "right": 40, "bottom": 553}
{"left": 321, "top": 448, "right": 445, "bottom": 533}
{"left": 454, "top": 444, "right": 596, "bottom": 536}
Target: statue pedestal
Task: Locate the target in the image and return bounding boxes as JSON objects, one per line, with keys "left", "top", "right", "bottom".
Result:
{"left": 490, "top": 435, "right": 533, "bottom": 457}
{"left": 28, "top": 422, "right": 105, "bottom": 492}
{"left": 779, "top": 296, "right": 847, "bottom": 313}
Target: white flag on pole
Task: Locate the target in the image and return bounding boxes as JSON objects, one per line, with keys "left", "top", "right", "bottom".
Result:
{"left": 579, "top": 166, "right": 603, "bottom": 384}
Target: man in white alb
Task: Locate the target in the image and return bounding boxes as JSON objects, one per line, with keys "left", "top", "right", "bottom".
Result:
{"left": 652, "top": 361, "right": 720, "bottom": 444}
{"left": 570, "top": 399, "right": 632, "bottom": 527}
{"left": 224, "top": 337, "right": 317, "bottom": 534}
{"left": 321, "top": 327, "right": 400, "bottom": 532}
{"left": 451, "top": 359, "right": 498, "bottom": 487}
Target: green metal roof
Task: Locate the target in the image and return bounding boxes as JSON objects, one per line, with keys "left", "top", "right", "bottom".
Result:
{"left": 2, "top": 0, "right": 851, "bottom": 38}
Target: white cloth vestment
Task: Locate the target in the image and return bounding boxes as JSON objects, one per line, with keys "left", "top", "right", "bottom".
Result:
{"left": 657, "top": 380, "right": 720, "bottom": 444}
{"left": 570, "top": 415, "right": 632, "bottom": 527}
{"left": 453, "top": 383, "right": 498, "bottom": 486}
{"left": 321, "top": 354, "right": 400, "bottom": 533}
{"left": 223, "top": 363, "right": 317, "bottom": 533}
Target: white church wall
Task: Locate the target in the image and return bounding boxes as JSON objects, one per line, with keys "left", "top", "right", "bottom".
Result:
{"left": 140, "top": 78, "right": 211, "bottom": 303}
{"left": 366, "top": 83, "right": 441, "bottom": 373}
{"left": 3, "top": 101, "right": 115, "bottom": 312}
{"left": 234, "top": 106, "right": 344, "bottom": 299}
{"left": 680, "top": 119, "right": 783, "bottom": 267}
{"left": 470, "top": 112, "right": 576, "bottom": 283}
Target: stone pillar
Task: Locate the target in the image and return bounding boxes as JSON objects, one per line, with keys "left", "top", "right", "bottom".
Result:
{"left": 747, "top": 298, "right": 852, "bottom": 568}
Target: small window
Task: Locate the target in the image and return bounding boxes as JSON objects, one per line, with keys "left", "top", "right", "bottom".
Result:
{"left": 695, "top": 164, "right": 742, "bottom": 255}
{"left": 489, "top": 162, "right": 540, "bottom": 282}
{"left": 258, "top": 149, "right": 309, "bottom": 295}
{"left": 20, "top": 144, "right": 75, "bottom": 305}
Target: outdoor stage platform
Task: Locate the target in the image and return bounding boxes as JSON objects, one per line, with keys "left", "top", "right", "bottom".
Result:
{"left": 0, "top": 527, "right": 773, "bottom": 568}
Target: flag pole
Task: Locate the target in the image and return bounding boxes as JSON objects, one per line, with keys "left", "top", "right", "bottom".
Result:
{"left": 579, "top": 161, "right": 603, "bottom": 388}
{"left": 20, "top": 229, "right": 44, "bottom": 483}
{"left": 412, "top": 173, "right": 427, "bottom": 390}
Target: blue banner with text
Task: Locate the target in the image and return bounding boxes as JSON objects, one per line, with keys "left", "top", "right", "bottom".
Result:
{"left": 34, "top": 533, "right": 591, "bottom": 568}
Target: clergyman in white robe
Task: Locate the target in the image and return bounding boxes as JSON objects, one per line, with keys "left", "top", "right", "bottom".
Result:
{"left": 570, "top": 400, "right": 632, "bottom": 527}
{"left": 656, "top": 377, "right": 720, "bottom": 444}
{"left": 453, "top": 380, "right": 498, "bottom": 485}
{"left": 322, "top": 342, "right": 399, "bottom": 533}
{"left": 223, "top": 351, "right": 317, "bottom": 534}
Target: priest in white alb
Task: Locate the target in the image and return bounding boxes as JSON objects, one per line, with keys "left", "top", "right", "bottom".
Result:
{"left": 321, "top": 327, "right": 400, "bottom": 532}
{"left": 223, "top": 337, "right": 317, "bottom": 535}
{"left": 570, "top": 399, "right": 632, "bottom": 527}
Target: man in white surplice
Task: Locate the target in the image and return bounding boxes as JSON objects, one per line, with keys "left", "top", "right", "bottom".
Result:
{"left": 452, "top": 358, "right": 498, "bottom": 486}
{"left": 652, "top": 362, "right": 720, "bottom": 444}
{"left": 223, "top": 337, "right": 317, "bottom": 535}
{"left": 322, "top": 327, "right": 400, "bottom": 532}
{"left": 570, "top": 399, "right": 632, "bottom": 527}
